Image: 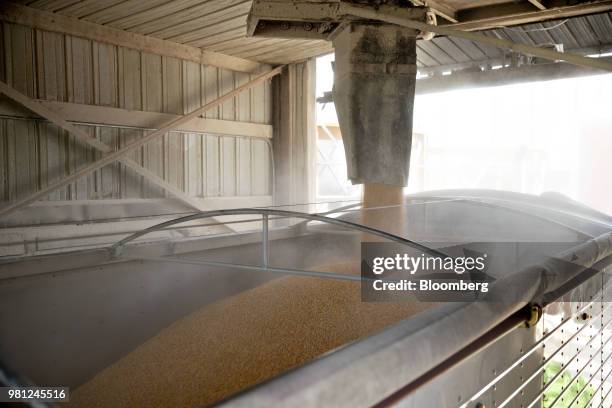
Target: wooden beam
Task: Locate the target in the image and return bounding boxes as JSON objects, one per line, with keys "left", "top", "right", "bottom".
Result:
{"left": 0, "top": 80, "right": 240, "bottom": 231}
{"left": 411, "top": 0, "right": 459, "bottom": 23}
{"left": 429, "top": 1, "right": 459, "bottom": 23}
{"left": 448, "top": 0, "right": 612, "bottom": 31}
{"left": 0, "top": 1, "right": 261, "bottom": 73}
{"left": 415, "top": 60, "right": 611, "bottom": 94}
{"left": 414, "top": 43, "right": 612, "bottom": 76}
{"left": 0, "top": 65, "right": 285, "bottom": 218}
{"left": 1, "top": 196, "right": 275, "bottom": 228}
{"left": 0, "top": 100, "right": 273, "bottom": 139}
{"left": 341, "top": 4, "right": 612, "bottom": 72}
{"left": 0, "top": 81, "right": 110, "bottom": 153}
{"left": 0, "top": 81, "right": 161, "bottom": 177}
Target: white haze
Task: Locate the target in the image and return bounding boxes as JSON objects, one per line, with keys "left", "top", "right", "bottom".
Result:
{"left": 315, "top": 53, "right": 612, "bottom": 215}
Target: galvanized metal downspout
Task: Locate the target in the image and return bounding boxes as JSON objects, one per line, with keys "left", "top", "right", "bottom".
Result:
{"left": 333, "top": 23, "right": 419, "bottom": 187}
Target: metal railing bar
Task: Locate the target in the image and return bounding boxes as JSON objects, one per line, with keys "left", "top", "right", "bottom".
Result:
{"left": 459, "top": 301, "right": 612, "bottom": 408}
{"left": 563, "top": 347, "right": 612, "bottom": 408}
{"left": 301, "top": 227, "right": 361, "bottom": 235}
{"left": 1, "top": 204, "right": 492, "bottom": 248}
{"left": 372, "top": 249, "right": 607, "bottom": 407}
{"left": 291, "top": 198, "right": 463, "bottom": 229}
{"left": 110, "top": 208, "right": 446, "bottom": 258}
{"left": 0, "top": 197, "right": 459, "bottom": 232}
{"left": 271, "top": 197, "right": 460, "bottom": 215}
{"left": 495, "top": 307, "right": 608, "bottom": 408}
{"left": 3, "top": 212, "right": 349, "bottom": 249}
{"left": 547, "top": 334, "right": 612, "bottom": 408}
{"left": 262, "top": 214, "right": 269, "bottom": 268}
{"left": 595, "top": 364, "right": 612, "bottom": 408}
{"left": 524, "top": 311, "right": 612, "bottom": 408}
{"left": 292, "top": 199, "right": 472, "bottom": 239}
{"left": 126, "top": 255, "right": 364, "bottom": 282}
{"left": 0, "top": 198, "right": 357, "bottom": 231}
{"left": 127, "top": 254, "right": 435, "bottom": 286}
{"left": 416, "top": 193, "right": 612, "bottom": 229}
{"left": 462, "top": 298, "right": 612, "bottom": 408}
{"left": 566, "top": 346, "right": 612, "bottom": 408}
{"left": 418, "top": 197, "right": 593, "bottom": 238}
{"left": 373, "top": 307, "right": 531, "bottom": 408}
{"left": 0, "top": 217, "right": 269, "bottom": 248}
{"left": 104, "top": 201, "right": 468, "bottom": 253}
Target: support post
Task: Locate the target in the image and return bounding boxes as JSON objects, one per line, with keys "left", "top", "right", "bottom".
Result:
{"left": 272, "top": 61, "right": 316, "bottom": 207}
{"left": 262, "top": 214, "right": 269, "bottom": 268}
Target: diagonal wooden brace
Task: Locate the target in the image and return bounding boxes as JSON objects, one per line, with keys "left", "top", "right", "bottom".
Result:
{"left": 0, "top": 80, "right": 216, "bottom": 214}
{"left": 0, "top": 64, "right": 284, "bottom": 219}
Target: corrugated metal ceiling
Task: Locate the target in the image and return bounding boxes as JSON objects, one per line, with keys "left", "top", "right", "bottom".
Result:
{"left": 15, "top": 0, "right": 332, "bottom": 64}
{"left": 13, "top": 0, "right": 612, "bottom": 67}
{"left": 420, "top": 12, "right": 612, "bottom": 70}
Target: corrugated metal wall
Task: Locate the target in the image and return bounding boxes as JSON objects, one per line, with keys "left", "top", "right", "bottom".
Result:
{"left": 0, "top": 21, "right": 272, "bottom": 204}
{"left": 273, "top": 60, "right": 316, "bottom": 206}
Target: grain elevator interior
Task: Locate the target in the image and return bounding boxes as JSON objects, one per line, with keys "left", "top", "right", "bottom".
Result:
{"left": 1, "top": 1, "right": 612, "bottom": 407}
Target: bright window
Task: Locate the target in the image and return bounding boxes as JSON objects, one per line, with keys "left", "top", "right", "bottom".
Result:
{"left": 315, "top": 53, "right": 612, "bottom": 215}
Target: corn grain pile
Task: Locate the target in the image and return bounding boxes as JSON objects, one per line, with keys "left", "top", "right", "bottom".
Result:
{"left": 69, "top": 261, "right": 435, "bottom": 408}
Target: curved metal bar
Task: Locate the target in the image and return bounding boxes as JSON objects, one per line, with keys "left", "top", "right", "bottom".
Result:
{"left": 293, "top": 199, "right": 455, "bottom": 234}
{"left": 413, "top": 191, "right": 612, "bottom": 227}
{"left": 109, "top": 208, "right": 444, "bottom": 258}
{"left": 405, "top": 195, "right": 595, "bottom": 238}
{"left": 290, "top": 202, "right": 362, "bottom": 233}
{"left": 125, "top": 255, "right": 364, "bottom": 282}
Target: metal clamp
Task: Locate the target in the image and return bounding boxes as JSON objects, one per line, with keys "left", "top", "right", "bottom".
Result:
{"left": 523, "top": 304, "right": 543, "bottom": 328}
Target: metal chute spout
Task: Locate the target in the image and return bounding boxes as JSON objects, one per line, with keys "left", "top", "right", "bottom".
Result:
{"left": 333, "top": 23, "right": 418, "bottom": 187}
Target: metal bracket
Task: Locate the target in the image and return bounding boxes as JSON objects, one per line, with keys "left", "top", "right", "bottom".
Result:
{"left": 247, "top": 1, "right": 427, "bottom": 40}
{"left": 523, "top": 304, "right": 543, "bottom": 328}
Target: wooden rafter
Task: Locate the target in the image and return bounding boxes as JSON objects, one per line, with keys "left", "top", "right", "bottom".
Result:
{"left": 0, "top": 100, "right": 273, "bottom": 139}
{"left": 447, "top": 0, "right": 612, "bottom": 31}
{"left": 243, "top": 0, "right": 612, "bottom": 63}
{"left": 411, "top": 0, "right": 459, "bottom": 23}
{"left": 341, "top": 3, "right": 612, "bottom": 72}
{"left": 416, "top": 60, "right": 610, "bottom": 94}
{"left": 0, "top": 66, "right": 285, "bottom": 218}
{"left": 0, "top": 1, "right": 261, "bottom": 73}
